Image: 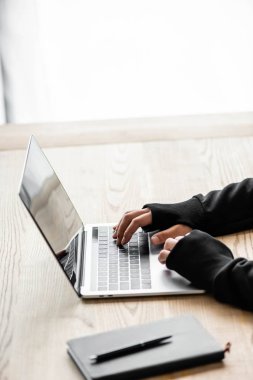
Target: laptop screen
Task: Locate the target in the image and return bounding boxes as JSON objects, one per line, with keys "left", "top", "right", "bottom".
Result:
{"left": 19, "top": 136, "right": 83, "bottom": 294}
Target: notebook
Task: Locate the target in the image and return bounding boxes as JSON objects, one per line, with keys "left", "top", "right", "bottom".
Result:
{"left": 67, "top": 314, "right": 226, "bottom": 380}
{"left": 18, "top": 136, "right": 205, "bottom": 298}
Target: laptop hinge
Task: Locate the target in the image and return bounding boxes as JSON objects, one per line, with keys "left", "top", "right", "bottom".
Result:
{"left": 76, "top": 228, "right": 86, "bottom": 296}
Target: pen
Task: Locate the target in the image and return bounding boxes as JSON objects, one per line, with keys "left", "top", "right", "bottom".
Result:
{"left": 89, "top": 335, "right": 172, "bottom": 363}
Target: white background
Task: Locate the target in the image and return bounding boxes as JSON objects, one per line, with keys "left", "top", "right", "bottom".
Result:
{"left": 1, "top": 0, "right": 253, "bottom": 123}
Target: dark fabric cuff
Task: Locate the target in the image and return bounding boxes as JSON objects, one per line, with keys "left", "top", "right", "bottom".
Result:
{"left": 165, "top": 230, "right": 234, "bottom": 292}
{"left": 142, "top": 196, "right": 205, "bottom": 232}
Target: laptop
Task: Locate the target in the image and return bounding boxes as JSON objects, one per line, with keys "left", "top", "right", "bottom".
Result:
{"left": 18, "top": 136, "right": 204, "bottom": 298}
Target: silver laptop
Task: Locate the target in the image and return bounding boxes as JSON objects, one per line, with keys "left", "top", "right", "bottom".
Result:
{"left": 19, "top": 136, "right": 204, "bottom": 298}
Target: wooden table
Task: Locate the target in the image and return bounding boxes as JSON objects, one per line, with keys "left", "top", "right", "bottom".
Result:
{"left": 1, "top": 113, "right": 253, "bottom": 380}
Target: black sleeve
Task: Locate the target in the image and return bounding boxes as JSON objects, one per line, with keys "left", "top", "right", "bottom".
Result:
{"left": 166, "top": 230, "right": 253, "bottom": 311}
{"left": 143, "top": 178, "right": 253, "bottom": 236}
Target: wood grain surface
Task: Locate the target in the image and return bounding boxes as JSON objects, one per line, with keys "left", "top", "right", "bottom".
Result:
{"left": 1, "top": 127, "right": 253, "bottom": 379}
{"left": 0, "top": 112, "right": 253, "bottom": 150}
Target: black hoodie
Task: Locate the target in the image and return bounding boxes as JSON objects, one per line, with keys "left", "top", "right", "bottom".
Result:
{"left": 144, "top": 178, "right": 253, "bottom": 311}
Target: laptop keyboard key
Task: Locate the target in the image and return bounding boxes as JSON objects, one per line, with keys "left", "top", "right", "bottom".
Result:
{"left": 120, "top": 282, "right": 129, "bottom": 290}
{"left": 109, "top": 284, "right": 118, "bottom": 291}
{"left": 142, "top": 283, "right": 151, "bottom": 289}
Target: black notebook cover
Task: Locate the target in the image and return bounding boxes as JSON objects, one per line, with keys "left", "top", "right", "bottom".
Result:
{"left": 67, "top": 314, "right": 225, "bottom": 380}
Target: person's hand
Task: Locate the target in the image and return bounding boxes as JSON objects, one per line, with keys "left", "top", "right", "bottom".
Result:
{"left": 113, "top": 208, "right": 152, "bottom": 245}
{"left": 150, "top": 224, "right": 192, "bottom": 245}
{"left": 158, "top": 236, "right": 184, "bottom": 264}
{"left": 158, "top": 231, "right": 192, "bottom": 263}
{"left": 113, "top": 208, "right": 192, "bottom": 246}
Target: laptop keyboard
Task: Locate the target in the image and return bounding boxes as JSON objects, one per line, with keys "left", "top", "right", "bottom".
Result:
{"left": 63, "top": 234, "right": 79, "bottom": 278}
{"left": 94, "top": 226, "right": 151, "bottom": 291}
